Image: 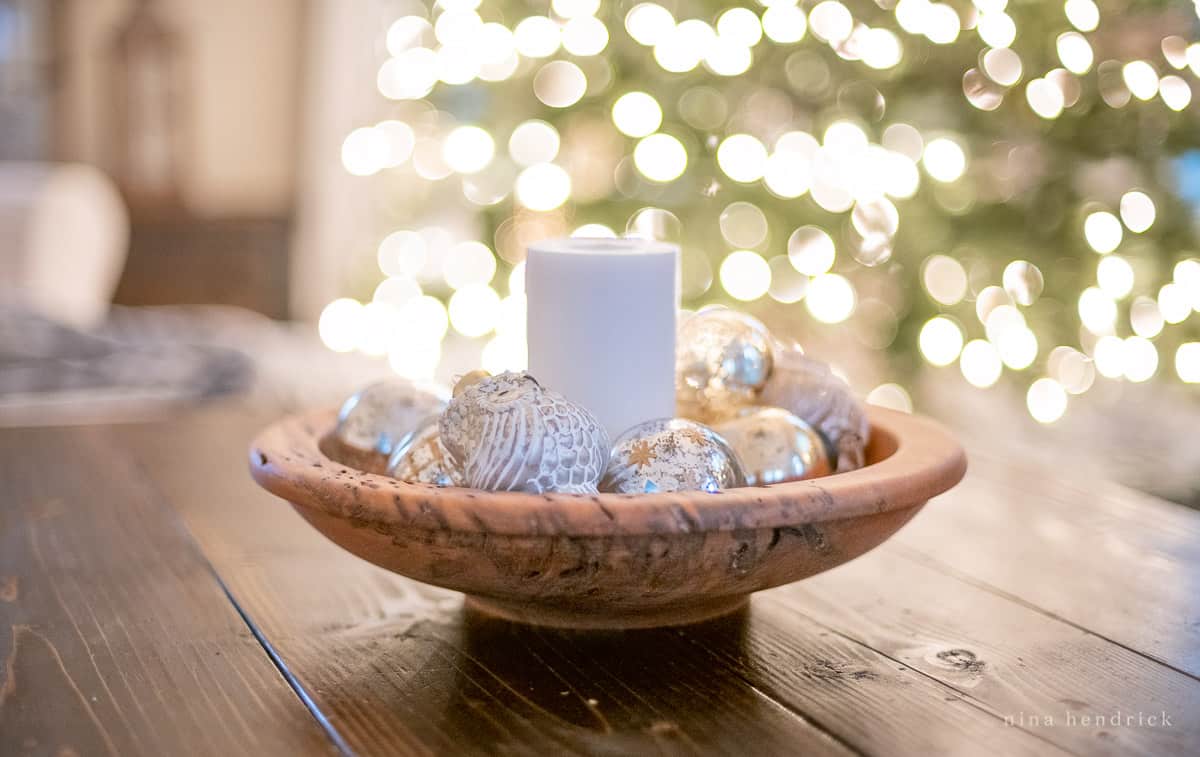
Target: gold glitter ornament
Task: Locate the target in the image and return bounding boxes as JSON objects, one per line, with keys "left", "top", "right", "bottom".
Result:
{"left": 676, "top": 307, "right": 774, "bottom": 424}
{"left": 601, "top": 418, "right": 746, "bottom": 494}
{"left": 334, "top": 379, "right": 448, "bottom": 458}
{"left": 714, "top": 407, "right": 833, "bottom": 485}
{"left": 759, "top": 348, "right": 869, "bottom": 472}
{"left": 386, "top": 417, "right": 464, "bottom": 487}
{"left": 439, "top": 371, "right": 610, "bottom": 494}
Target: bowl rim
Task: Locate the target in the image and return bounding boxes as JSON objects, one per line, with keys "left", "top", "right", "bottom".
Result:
{"left": 249, "top": 405, "right": 966, "bottom": 537}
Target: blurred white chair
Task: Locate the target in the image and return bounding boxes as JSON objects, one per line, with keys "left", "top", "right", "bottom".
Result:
{"left": 0, "top": 162, "right": 129, "bottom": 329}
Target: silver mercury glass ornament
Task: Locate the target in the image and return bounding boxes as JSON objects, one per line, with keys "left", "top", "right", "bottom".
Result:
{"left": 715, "top": 407, "right": 833, "bottom": 485}
{"left": 675, "top": 307, "right": 774, "bottom": 424}
{"left": 334, "top": 378, "right": 448, "bottom": 458}
{"left": 386, "top": 416, "right": 463, "bottom": 487}
{"left": 439, "top": 371, "right": 610, "bottom": 494}
{"left": 600, "top": 418, "right": 746, "bottom": 494}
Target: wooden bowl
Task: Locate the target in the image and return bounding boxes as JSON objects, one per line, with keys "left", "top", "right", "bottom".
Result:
{"left": 249, "top": 406, "right": 965, "bottom": 629}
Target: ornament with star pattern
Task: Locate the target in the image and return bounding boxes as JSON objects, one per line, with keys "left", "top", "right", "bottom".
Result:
{"left": 600, "top": 418, "right": 745, "bottom": 494}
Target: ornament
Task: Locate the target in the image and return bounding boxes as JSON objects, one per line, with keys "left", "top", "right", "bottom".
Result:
{"left": 714, "top": 407, "right": 833, "bottom": 485}
{"left": 334, "top": 379, "right": 448, "bottom": 458}
{"left": 439, "top": 371, "right": 610, "bottom": 494}
{"left": 759, "top": 347, "right": 870, "bottom": 472}
{"left": 600, "top": 418, "right": 746, "bottom": 494}
{"left": 675, "top": 307, "right": 774, "bottom": 423}
{"left": 386, "top": 417, "right": 463, "bottom": 487}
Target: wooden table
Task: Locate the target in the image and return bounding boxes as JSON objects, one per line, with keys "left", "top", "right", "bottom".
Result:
{"left": 2, "top": 400, "right": 1197, "bottom": 756}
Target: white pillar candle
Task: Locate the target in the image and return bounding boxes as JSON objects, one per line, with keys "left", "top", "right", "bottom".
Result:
{"left": 526, "top": 237, "right": 679, "bottom": 439}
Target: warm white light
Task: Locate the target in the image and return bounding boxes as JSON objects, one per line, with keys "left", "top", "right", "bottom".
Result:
{"left": 654, "top": 20, "right": 714, "bottom": 73}
{"left": 1097, "top": 255, "right": 1134, "bottom": 300}
{"left": 612, "top": 92, "right": 663, "bottom": 137}
{"left": 960, "top": 340, "right": 1002, "bottom": 387}
{"left": 1026, "top": 378, "right": 1067, "bottom": 423}
{"left": 481, "top": 334, "right": 528, "bottom": 374}
{"left": 373, "top": 275, "right": 421, "bottom": 307}
{"left": 861, "top": 28, "right": 903, "bottom": 69}
{"left": 442, "top": 241, "right": 497, "bottom": 290}
{"left": 515, "top": 163, "right": 572, "bottom": 210}
{"left": 386, "top": 16, "right": 431, "bottom": 56}
{"left": 375, "top": 120, "right": 416, "bottom": 167}
{"left": 534, "top": 60, "right": 587, "bottom": 108}
{"left": 1056, "top": 32, "right": 1093, "bottom": 74}
{"left": 1130, "top": 296, "right": 1164, "bottom": 338}
{"left": 1026, "top": 78, "right": 1065, "bottom": 119}
{"left": 788, "top": 226, "right": 836, "bottom": 275}
{"left": 704, "top": 37, "right": 753, "bottom": 76}
{"left": 378, "top": 230, "right": 427, "bottom": 277}
{"left": 1079, "top": 286, "right": 1117, "bottom": 333}
{"left": 866, "top": 384, "right": 912, "bottom": 413}
{"left": 508, "top": 120, "right": 560, "bottom": 166}
{"left": 388, "top": 340, "right": 441, "bottom": 382}
{"left": 1002, "top": 260, "right": 1043, "bottom": 306}
{"left": 717, "top": 7, "right": 763, "bottom": 47}
{"left": 442, "top": 126, "right": 495, "bottom": 174}
{"left": 1049, "top": 346, "right": 1095, "bottom": 394}
{"left": 571, "top": 223, "right": 617, "bottom": 238}
{"left": 318, "top": 298, "right": 363, "bottom": 353}
{"left": 996, "top": 328, "right": 1037, "bottom": 369}
{"left": 625, "top": 3, "right": 675, "bottom": 46}
{"left": 1122, "top": 336, "right": 1158, "bottom": 382}
{"left": 919, "top": 316, "right": 965, "bottom": 366}
{"left": 401, "top": 295, "right": 450, "bottom": 344}
{"left": 436, "top": 44, "right": 480, "bottom": 85}
{"left": 1176, "top": 343, "right": 1200, "bottom": 382}
{"left": 922, "top": 255, "right": 968, "bottom": 305}
{"left": 718, "top": 134, "right": 769, "bottom": 183}
{"left": 806, "top": 274, "right": 856, "bottom": 323}
{"left": 809, "top": 1, "right": 853, "bottom": 43}
{"left": 448, "top": 284, "right": 502, "bottom": 337}
{"left": 764, "top": 151, "right": 812, "bottom": 198}
{"left": 720, "top": 250, "right": 772, "bottom": 301}
{"left": 982, "top": 47, "right": 1022, "bottom": 85}
{"left": 562, "top": 16, "right": 609, "bottom": 56}
{"left": 1159, "top": 75, "right": 1193, "bottom": 111}
{"left": 924, "top": 3, "right": 962, "bottom": 45}
{"left": 1083, "top": 211, "right": 1122, "bottom": 253}
{"left": 356, "top": 301, "right": 399, "bottom": 356}
{"left": 762, "top": 5, "right": 807, "bottom": 44}
{"left": 1159, "top": 283, "right": 1191, "bottom": 323}
{"left": 1064, "top": 0, "right": 1099, "bottom": 32}
{"left": 922, "top": 137, "right": 966, "bottom": 182}
{"left": 1122, "top": 61, "right": 1159, "bottom": 101}
{"left": 435, "top": 10, "right": 483, "bottom": 47}
{"left": 1093, "top": 335, "right": 1125, "bottom": 378}
{"left": 341, "top": 127, "right": 389, "bottom": 176}
{"left": 634, "top": 133, "right": 688, "bottom": 182}
{"left": 1119, "top": 191, "right": 1156, "bottom": 233}
{"left": 514, "top": 16, "right": 561, "bottom": 58}
{"left": 976, "top": 12, "right": 1015, "bottom": 48}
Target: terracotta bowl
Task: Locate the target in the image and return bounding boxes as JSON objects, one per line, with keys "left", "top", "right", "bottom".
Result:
{"left": 249, "top": 406, "right": 965, "bottom": 629}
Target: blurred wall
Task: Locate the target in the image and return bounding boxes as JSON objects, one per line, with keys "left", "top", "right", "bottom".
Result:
{"left": 55, "top": 0, "right": 301, "bottom": 218}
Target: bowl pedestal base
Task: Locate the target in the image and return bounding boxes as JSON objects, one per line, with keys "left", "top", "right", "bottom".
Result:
{"left": 464, "top": 594, "right": 750, "bottom": 630}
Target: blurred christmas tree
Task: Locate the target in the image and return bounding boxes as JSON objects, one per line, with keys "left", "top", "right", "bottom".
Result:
{"left": 319, "top": 0, "right": 1200, "bottom": 424}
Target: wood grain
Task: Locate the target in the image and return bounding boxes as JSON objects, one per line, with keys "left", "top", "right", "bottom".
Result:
{"left": 0, "top": 425, "right": 336, "bottom": 757}
{"left": 895, "top": 447, "right": 1200, "bottom": 678}
{"left": 780, "top": 546, "right": 1200, "bottom": 756}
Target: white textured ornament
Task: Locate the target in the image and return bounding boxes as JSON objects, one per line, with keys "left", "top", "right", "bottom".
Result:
{"left": 386, "top": 418, "right": 464, "bottom": 487}
{"left": 758, "top": 347, "right": 869, "bottom": 472}
{"left": 335, "top": 379, "right": 448, "bottom": 456}
{"left": 601, "top": 418, "right": 746, "bottom": 494}
{"left": 439, "top": 371, "right": 611, "bottom": 494}
{"left": 715, "top": 407, "right": 833, "bottom": 485}
{"left": 676, "top": 307, "right": 774, "bottom": 424}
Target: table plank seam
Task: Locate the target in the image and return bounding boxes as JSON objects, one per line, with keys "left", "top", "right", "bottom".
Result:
{"left": 770, "top": 604, "right": 1082, "bottom": 757}
{"left": 891, "top": 543, "right": 1200, "bottom": 684}
{"left": 211, "top": 569, "right": 358, "bottom": 757}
